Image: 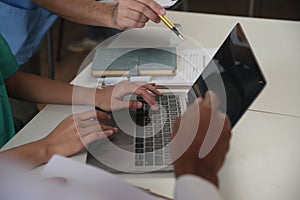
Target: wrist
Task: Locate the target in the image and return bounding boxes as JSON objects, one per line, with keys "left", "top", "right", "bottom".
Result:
{"left": 72, "top": 86, "right": 97, "bottom": 106}
{"left": 27, "top": 139, "right": 53, "bottom": 167}
{"left": 40, "top": 138, "right": 55, "bottom": 162}
{"left": 193, "top": 171, "right": 219, "bottom": 187}
{"left": 108, "top": 3, "right": 126, "bottom": 30}
{"left": 94, "top": 2, "right": 120, "bottom": 29}
{"left": 94, "top": 88, "right": 105, "bottom": 109}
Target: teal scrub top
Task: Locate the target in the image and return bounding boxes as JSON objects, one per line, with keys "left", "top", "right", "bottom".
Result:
{"left": 0, "top": 34, "right": 18, "bottom": 147}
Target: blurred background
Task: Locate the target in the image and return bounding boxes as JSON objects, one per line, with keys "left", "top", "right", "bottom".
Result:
{"left": 38, "top": 0, "right": 300, "bottom": 82}
{"left": 176, "top": 0, "right": 300, "bottom": 20}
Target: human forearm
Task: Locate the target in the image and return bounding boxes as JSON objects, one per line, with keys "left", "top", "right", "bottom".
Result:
{"left": 6, "top": 72, "right": 162, "bottom": 110}
{"left": 33, "top": 0, "right": 165, "bottom": 30}
{"left": 33, "top": 0, "right": 118, "bottom": 28}
{"left": 6, "top": 71, "right": 95, "bottom": 106}
{"left": 0, "top": 139, "right": 51, "bottom": 168}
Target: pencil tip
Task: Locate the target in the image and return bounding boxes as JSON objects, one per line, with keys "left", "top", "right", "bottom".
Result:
{"left": 172, "top": 27, "right": 185, "bottom": 41}
{"left": 179, "top": 34, "right": 185, "bottom": 41}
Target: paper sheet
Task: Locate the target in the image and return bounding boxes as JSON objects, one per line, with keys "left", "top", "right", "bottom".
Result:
{"left": 42, "top": 155, "right": 163, "bottom": 200}
{"left": 151, "top": 48, "right": 217, "bottom": 86}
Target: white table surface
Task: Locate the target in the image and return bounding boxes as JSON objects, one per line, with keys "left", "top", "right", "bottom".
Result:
{"left": 3, "top": 106, "right": 300, "bottom": 199}
{"left": 2, "top": 11, "right": 300, "bottom": 200}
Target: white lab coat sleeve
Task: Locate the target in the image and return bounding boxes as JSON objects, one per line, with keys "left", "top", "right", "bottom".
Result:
{"left": 174, "top": 175, "right": 223, "bottom": 200}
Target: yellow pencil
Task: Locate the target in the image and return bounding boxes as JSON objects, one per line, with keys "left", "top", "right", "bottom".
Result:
{"left": 155, "top": 0, "right": 184, "bottom": 41}
{"left": 158, "top": 14, "right": 184, "bottom": 41}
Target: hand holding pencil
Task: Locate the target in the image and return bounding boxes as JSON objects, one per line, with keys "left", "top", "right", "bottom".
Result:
{"left": 155, "top": 0, "right": 185, "bottom": 40}
{"left": 158, "top": 14, "right": 184, "bottom": 40}
{"left": 113, "top": 0, "right": 184, "bottom": 40}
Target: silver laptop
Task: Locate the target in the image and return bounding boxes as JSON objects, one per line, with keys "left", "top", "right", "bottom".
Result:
{"left": 87, "top": 23, "right": 266, "bottom": 173}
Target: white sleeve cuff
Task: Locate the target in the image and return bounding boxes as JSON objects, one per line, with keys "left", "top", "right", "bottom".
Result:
{"left": 174, "top": 175, "right": 223, "bottom": 200}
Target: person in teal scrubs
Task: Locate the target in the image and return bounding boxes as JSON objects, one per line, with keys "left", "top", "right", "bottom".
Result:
{"left": 0, "top": 34, "right": 162, "bottom": 167}
{"left": 0, "top": 35, "right": 19, "bottom": 146}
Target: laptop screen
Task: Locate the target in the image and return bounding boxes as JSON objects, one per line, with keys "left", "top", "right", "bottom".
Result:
{"left": 188, "top": 23, "right": 266, "bottom": 127}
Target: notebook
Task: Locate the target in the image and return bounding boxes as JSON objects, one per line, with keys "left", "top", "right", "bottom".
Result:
{"left": 91, "top": 47, "right": 177, "bottom": 77}
{"left": 87, "top": 23, "right": 267, "bottom": 173}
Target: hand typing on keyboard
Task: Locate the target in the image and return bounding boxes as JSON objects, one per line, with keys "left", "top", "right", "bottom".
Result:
{"left": 94, "top": 80, "right": 163, "bottom": 111}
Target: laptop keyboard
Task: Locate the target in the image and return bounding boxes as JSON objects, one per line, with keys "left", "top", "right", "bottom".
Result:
{"left": 134, "top": 93, "right": 181, "bottom": 167}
